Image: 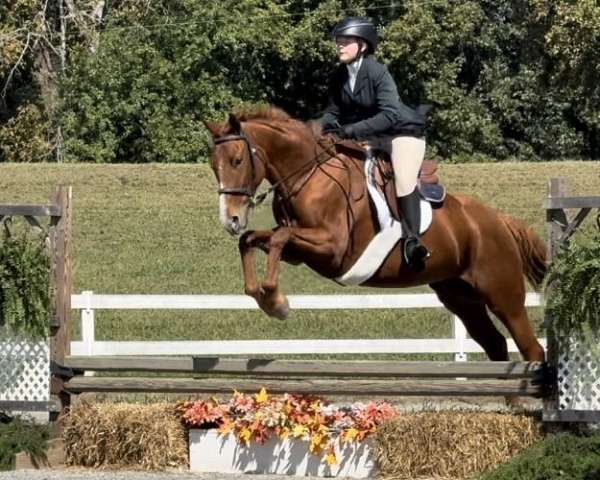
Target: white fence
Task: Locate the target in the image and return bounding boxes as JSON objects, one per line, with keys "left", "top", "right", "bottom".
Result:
{"left": 70, "top": 291, "right": 545, "bottom": 361}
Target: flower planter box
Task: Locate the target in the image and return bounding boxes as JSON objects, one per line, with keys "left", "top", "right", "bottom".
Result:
{"left": 189, "top": 429, "right": 376, "bottom": 478}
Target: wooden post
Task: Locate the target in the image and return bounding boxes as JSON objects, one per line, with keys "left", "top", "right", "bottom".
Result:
{"left": 49, "top": 186, "right": 73, "bottom": 423}
{"left": 543, "top": 178, "right": 567, "bottom": 414}
{"left": 547, "top": 178, "right": 568, "bottom": 258}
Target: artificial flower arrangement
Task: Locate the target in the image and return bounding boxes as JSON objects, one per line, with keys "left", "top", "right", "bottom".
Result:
{"left": 177, "top": 388, "right": 397, "bottom": 465}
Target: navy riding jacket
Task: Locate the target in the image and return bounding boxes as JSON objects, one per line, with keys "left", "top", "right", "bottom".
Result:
{"left": 321, "top": 55, "right": 426, "bottom": 139}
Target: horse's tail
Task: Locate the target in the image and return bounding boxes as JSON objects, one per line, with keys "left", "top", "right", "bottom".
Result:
{"left": 501, "top": 214, "right": 548, "bottom": 290}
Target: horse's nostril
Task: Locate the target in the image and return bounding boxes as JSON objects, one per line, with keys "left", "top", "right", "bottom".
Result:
{"left": 231, "top": 216, "right": 239, "bottom": 225}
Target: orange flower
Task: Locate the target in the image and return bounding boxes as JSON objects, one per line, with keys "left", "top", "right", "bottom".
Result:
{"left": 255, "top": 387, "right": 269, "bottom": 404}
{"left": 325, "top": 446, "right": 338, "bottom": 466}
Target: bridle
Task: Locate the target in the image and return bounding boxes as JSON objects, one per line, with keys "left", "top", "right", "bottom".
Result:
{"left": 213, "top": 127, "right": 348, "bottom": 208}
{"left": 214, "top": 132, "right": 259, "bottom": 198}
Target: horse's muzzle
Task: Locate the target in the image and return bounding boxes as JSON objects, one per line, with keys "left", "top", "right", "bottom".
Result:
{"left": 219, "top": 193, "right": 251, "bottom": 236}
{"left": 224, "top": 216, "right": 243, "bottom": 236}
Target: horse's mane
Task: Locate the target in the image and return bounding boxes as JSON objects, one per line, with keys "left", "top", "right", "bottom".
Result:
{"left": 233, "top": 105, "right": 317, "bottom": 138}
{"left": 234, "top": 106, "right": 292, "bottom": 123}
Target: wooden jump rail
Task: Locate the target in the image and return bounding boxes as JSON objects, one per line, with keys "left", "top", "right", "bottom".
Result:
{"left": 62, "top": 358, "right": 546, "bottom": 397}
{"left": 64, "top": 357, "right": 542, "bottom": 377}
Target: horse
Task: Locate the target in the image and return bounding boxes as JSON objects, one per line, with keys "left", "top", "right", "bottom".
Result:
{"left": 203, "top": 106, "right": 547, "bottom": 365}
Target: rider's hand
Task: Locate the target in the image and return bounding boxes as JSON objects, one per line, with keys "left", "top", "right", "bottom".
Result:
{"left": 322, "top": 120, "right": 341, "bottom": 135}
{"left": 340, "top": 124, "right": 356, "bottom": 139}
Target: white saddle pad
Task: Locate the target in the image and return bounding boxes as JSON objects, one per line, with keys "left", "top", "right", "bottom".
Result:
{"left": 335, "top": 155, "right": 432, "bottom": 286}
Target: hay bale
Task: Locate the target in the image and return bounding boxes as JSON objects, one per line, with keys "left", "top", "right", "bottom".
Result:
{"left": 63, "top": 402, "right": 188, "bottom": 470}
{"left": 374, "top": 411, "right": 542, "bottom": 479}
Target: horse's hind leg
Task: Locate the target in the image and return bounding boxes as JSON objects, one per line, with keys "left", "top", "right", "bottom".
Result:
{"left": 490, "top": 304, "right": 544, "bottom": 362}
{"left": 474, "top": 276, "right": 544, "bottom": 362}
{"left": 429, "top": 278, "right": 509, "bottom": 361}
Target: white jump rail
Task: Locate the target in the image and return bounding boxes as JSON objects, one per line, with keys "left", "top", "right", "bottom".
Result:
{"left": 70, "top": 292, "right": 545, "bottom": 361}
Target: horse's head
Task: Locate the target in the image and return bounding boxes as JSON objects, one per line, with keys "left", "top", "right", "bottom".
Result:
{"left": 204, "top": 114, "right": 266, "bottom": 236}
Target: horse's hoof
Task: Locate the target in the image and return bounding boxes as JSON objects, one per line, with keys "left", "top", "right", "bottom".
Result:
{"left": 271, "top": 298, "right": 290, "bottom": 320}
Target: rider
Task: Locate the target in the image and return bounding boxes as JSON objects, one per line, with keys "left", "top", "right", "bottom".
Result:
{"left": 320, "top": 16, "right": 430, "bottom": 270}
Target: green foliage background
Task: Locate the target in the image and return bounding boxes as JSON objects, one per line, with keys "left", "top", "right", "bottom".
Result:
{"left": 1, "top": 0, "right": 599, "bottom": 163}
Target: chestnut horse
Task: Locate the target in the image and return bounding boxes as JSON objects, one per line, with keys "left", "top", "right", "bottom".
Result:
{"left": 204, "top": 107, "right": 547, "bottom": 364}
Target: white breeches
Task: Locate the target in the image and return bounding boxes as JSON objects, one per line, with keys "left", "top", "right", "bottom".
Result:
{"left": 370, "top": 136, "right": 427, "bottom": 197}
{"left": 390, "top": 136, "right": 426, "bottom": 197}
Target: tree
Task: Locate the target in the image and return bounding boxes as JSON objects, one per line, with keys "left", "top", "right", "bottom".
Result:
{"left": 0, "top": 0, "right": 55, "bottom": 162}
{"left": 60, "top": 0, "right": 342, "bottom": 162}
{"left": 544, "top": 0, "right": 600, "bottom": 158}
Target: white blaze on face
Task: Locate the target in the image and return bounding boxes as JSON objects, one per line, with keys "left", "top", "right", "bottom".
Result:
{"left": 218, "top": 182, "right": 229, "bottom": 228}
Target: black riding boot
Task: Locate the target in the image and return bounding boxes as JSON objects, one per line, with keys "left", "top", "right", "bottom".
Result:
{"left": 397, "top": 188, "right": 430, "bottom": 270}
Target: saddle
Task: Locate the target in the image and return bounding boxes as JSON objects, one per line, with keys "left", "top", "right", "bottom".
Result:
{"left": 333, "top": 140, "right": 446, "bottom": 220}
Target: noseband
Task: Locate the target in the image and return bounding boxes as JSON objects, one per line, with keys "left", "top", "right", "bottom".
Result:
{"left": 214, "top": 132, "right": 259, "bottom": 197}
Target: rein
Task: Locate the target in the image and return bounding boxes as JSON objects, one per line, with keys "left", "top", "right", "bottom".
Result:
{"left": 251, "top": 138, "right": 342, "bottom": 207}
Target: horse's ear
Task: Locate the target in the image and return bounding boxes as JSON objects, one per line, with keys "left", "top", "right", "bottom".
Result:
{"left": 228, "top": 113, "right": 241, "bottom": 134}
{"left": 203, "top": 120, "right": 221, "bottom": 138}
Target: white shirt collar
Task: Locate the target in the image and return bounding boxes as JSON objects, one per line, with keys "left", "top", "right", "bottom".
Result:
{"left": 346, "top": 57, "right": 363, "bottom": 92}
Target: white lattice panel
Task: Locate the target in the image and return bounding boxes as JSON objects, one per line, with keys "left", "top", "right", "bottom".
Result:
{"left": 557, "top": 339, "right": 600, "bottom": 411}
{"left": 0, "top": 338, "right": 50, "bottom": 402}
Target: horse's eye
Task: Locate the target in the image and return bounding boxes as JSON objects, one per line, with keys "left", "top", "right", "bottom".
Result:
{"left": 232, "top": 157, "right": 242, "bottom": 167}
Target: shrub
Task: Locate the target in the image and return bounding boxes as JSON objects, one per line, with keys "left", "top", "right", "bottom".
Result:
{"left": 545, "top": 229, "right": 600, "bottom": 342}
{"left": 480, "top": 431, "right": 600, "bottom": 480}
{"left": 0, "top": 415, "right": 49, "bottom": 471}
{"left": 0, "top": 226, "right": 51, "bottom": 340}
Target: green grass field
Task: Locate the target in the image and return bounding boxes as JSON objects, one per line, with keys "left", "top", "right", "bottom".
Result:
{"left": 1, "top": 162, "right": 598, "bottom": 358}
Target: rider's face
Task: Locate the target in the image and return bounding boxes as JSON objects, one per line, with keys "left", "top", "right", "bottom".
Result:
{"left": 335, "top": 36, "right": 363, "bottom": 64}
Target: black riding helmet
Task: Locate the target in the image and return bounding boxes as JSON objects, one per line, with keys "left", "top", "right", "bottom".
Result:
{"left": 332, "top": 17, "right": 378, "bottom": 52}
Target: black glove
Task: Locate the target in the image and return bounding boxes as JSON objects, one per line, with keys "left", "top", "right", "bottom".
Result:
{"left": 322, "top": 121, "right": 340, "bottom": 135}
{"left": 340, "top": 123, "right": 356, "bottom": 139}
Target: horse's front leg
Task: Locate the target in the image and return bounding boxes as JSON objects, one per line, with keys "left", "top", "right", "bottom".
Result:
{"left": 238, "top": 229, "right": 275, "bottom": 306}
{"left": 260, "top": 226, "right": 342, "bottom": 320}
{"left": 259, "top": 228, "right": 293, "bottom": 320}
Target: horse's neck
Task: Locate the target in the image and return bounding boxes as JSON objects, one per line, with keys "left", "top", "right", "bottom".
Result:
{"left": 248, "top": 122, "right": 316, "bottom": 187}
